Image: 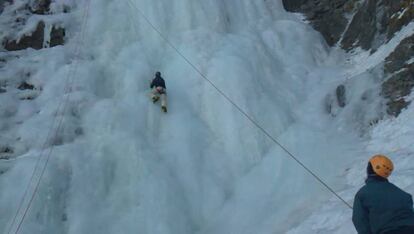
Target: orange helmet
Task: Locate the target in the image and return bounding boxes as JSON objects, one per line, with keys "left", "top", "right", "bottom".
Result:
{"left": 369, "top": 155, "right": 393, "bottom": 178}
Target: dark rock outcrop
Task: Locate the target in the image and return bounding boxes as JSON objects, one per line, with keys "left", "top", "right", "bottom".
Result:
{"left": 282, "top": 0, "right": 350, "bottom": 46}
{"left": 17, "top": 81, "right": 35, "bottom": 90}
{"left": 336, "top": 84, "right": 347, "bottom": 107}
{"left": 385, "top": 0, "right": 414, "bottom": 41}
{"left": 385, "top": 34, "right": 414, "bottom": 74}
{"left": 342, "top": 0, "right": 414, "bottom": 51}
{"left": 2, "top": 0, "right": 69, "bottom": 51}
{"left": 382, "top": 64, "right": 414, "bottom": 116}
{"left": 4, "top": 21, "right": 45, "bottom": 51}
{"left": 50, "top": 26, "right": 65, "bottom": 47}
{"left": 30, "top": 0, "right": 51, "bottom": 15}
{"left": 3, "top": 21, "right": 65, "bottom": 51}
{"left": 0, "top": 145, "right": 13, "bottom": 159}
{"left": 341, "top": 0, "right": 377, "bottom": 50}
{"left": 17, "top": 80, "right": 40, "bottom": 100}
{"left": 284, "top": 0, "right": 413, "bottom": 51}
{"left": 0, "top": 146, "right": 13, "bottom": 154}
{"left": 282, "top": 0, "right": 308, "bottom": 12}
{"left": 381, "top": 34, "right": 414, "bottom": 116}
{"left": 283, "top": 0, "right": 414, "bottom": 118}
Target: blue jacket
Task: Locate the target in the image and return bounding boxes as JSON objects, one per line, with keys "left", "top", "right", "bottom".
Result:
{"left": 352, "top": 176, "right": 414, "bottom": 234}
{"left": 150, "top": 75, "right": 166, "bottom": 89}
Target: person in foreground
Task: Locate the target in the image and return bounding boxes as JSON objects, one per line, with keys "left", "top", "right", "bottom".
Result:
{"left": 150, "top": 71, "right": 167, "bottom": 113}
{"left": 352, "top": 155, "right": 414, "bottom": 234}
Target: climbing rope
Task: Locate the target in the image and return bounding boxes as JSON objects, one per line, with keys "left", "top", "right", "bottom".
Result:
{"left": 7, "top": 1, "right": 92, "bottom": 233}
{"left": 125, "top": 0, "right": 353, "bottom": 210}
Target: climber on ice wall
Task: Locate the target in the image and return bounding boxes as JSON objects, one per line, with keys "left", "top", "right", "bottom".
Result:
{"left": 352, "top": 155, "right": 414, "bottom": 234}
{"left": 150, "top": 71, "right": 167, "bottom": 113}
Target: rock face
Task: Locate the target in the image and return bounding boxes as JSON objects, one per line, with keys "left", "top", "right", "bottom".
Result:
{"left": 382, "top": 34, "right": 414, "bottom": 116}
{"left": 283, "top": 0, "right": 414, "bottom": 50}
{"left": 30, "top": 0, "right": 51, "bottom": 15}
{"left": 4, "top": 22, "right": 66, "bottom": 50}
{"left": 385, "top": 34, "right": 414, "bottom": 74}
{"left": 50, "top": 26, "right": 65, "bottom": 47}
{"left": 282, "top": 0, "right": 308, "bottom": 12}
{"left": 4, "top": 21, "right": 45, "bottom": 51}
{"left": 341, "top": 0, "right": 377, "bottom": 50}
{"left": 283, "top": 0, "right": 414, "bottom": 117}
{"left": 382, "top": 64, "right": 414, "bottom": 116}
{"left": 282, "top": 0, "right": 352, "bottom": 46}
{"left": 341, "top": 0, "right": 414, "bottom": 51}
{"left": 383, "top": 82, "right": 412, "bottom": 116}
{"left": 2, "top": 0, "right": 66, "bottom": 51}
{"left": 336, "top": 84, "right": 347, "bottom": 107}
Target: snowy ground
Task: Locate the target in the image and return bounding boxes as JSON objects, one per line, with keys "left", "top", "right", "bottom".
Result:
{"left": 0, "top": 0, "right": 413, "bottom": 234}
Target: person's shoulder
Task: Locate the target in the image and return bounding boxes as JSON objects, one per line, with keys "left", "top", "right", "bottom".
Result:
{"left": 388, "top": 182, "right": 412, "bottom": 196}
{"left": 355, "top": 184, "right": 369, "bottom": 197}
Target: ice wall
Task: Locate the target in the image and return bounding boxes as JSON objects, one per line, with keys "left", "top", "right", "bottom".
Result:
{"left": 1, "top": 0, "right": 365, "bottom": 233}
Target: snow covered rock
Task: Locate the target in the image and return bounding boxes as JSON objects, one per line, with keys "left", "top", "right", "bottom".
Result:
{"left": 382, "top": 34, "right": 414, "bottom": 116}
{"left": 29, "top": 0, "right": 51, "bottom": 15}
{"left": 382, "top": 64, "right": 414, "bottom": 116}
{"left": 16, "top": 81, "right": 40, "bottom": 100}
{"left": 282, "top": 0, "right": 353, "bottom": 46}
{"left": 385, "top": 34, "right": 414, "bottom": 74}
{"left": 18, "top": 81, "right": 35, "bottom": 90}
{"left": 0, "top": 144, "right": 13, "bottom": 160}
{"left": 3, "top": 21, "right": 65, "bottom": 51}
{"left": 283, "top": 0, "right": 413, "bottom": 52}
{"left": 1, "top": 0, "right": 67, "bottom": 51}
{"left": 284, "top": 0, "right": 414, "bottom": 120}
{"left": 342, "top": 0, "right": 414, "bottom": 52}
{"left": 4, "top": 21, "right": 45, "bottom": 51}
